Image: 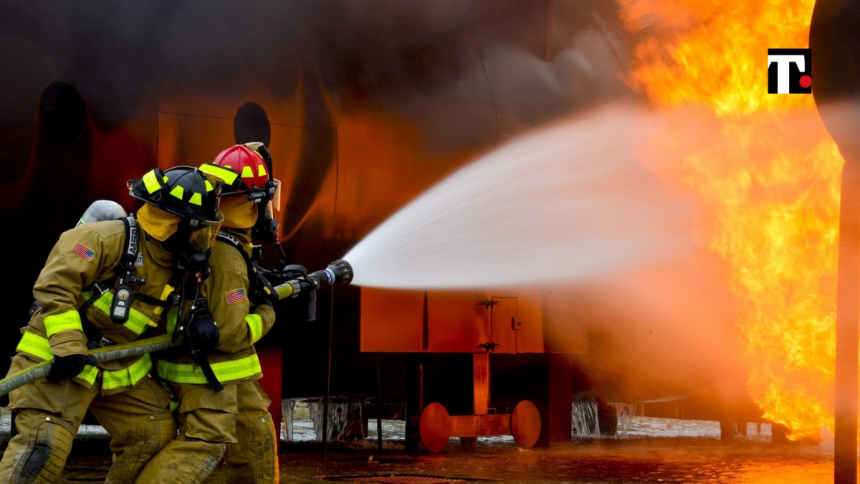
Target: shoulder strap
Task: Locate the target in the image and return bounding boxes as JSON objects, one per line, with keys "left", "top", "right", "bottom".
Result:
{"left": 119, "top": 216, "right": 141, "bottom": 272}
{"left": 216, "top": 231, "right": 278, "bottom": 304}
{"left": 216, "top": 230, "right": 255, "bottom": 274}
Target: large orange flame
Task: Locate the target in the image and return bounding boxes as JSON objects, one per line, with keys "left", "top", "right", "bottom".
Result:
{"left": 620, "top": 0, "right": 843, "bottom": 439}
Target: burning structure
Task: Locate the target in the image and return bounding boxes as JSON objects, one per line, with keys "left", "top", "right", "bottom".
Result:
{"left": 0, "top": 0, "right": 857, "bottom": 463}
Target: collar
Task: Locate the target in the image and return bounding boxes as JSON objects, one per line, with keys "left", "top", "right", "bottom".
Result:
{"left": 142, "top": 231, "right": 175, "bottom": 268}
{"left": 223, "top": 227, "right": 253, "bottom": 250}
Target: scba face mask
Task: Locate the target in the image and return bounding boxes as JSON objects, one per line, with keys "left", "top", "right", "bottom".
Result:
{"left": 252, "top": 195, "right": 279, "bottom": 244}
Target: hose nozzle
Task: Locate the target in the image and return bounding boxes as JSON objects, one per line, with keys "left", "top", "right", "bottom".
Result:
{"left": 272, "top": 259, "right": 354, "bottom": 300}
{"left": 309, "top": 259, "right": 354, "bottom": 289}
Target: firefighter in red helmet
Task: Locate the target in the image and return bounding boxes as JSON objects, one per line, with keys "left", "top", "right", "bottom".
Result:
{"left": 137, "top": 144, "right": 280, "bottom": 483}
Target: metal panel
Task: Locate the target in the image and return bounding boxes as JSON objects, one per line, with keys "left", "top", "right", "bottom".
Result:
{"left": 514, "top": 289, "right": 546, "bottom": 353}
{"left": 360, "top": 288, "right": 424, "bottom": 352}
{"left": 448, "top": 414, "right": 512, "bottom": 437}
{"left": 473, "top": 354, "right": 490, "bottom": 415}
{"left": 487, "top": 296, "right": 517, "bottom": 354}
{"left": 427, "top": 292, "right": 489, "bottom": 353}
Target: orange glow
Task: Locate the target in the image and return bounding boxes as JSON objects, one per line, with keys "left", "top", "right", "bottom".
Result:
{"left": 620, "top": 0, "right": 843, "bottom": 439}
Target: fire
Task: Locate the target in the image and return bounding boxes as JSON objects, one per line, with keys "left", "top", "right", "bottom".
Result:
{"left": 620, "top": 0, "right": 843, "bottom": 439}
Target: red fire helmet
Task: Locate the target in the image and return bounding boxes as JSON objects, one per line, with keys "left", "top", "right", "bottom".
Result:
{"left": 211, "top": 143, "right": 270, "bottom": 194}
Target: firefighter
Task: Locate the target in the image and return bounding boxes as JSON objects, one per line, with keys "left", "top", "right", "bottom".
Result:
{"left": 137, "top": 144, "right": 279, "bottom": 484}
{"left": 0, "top": 166, "right": 225, "bottom": 483}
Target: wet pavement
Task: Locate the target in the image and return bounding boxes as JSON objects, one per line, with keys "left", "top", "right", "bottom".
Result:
{"left": 0, "top": 411, "right": 839, "bottom": 483}
{"left": 49, "top": 436, "right": 837, "bottom": 483}
{"left": 277, "top": 438, "right": 834, "bottom": 484}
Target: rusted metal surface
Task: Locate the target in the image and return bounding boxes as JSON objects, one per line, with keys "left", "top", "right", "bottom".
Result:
{"left": 473, "top": 354, "right": 489, "bottom": 416}
{"left": 418, "top": 402, "right": 451, "bottom": 453}
{"left": 511, "top": 400, "right": 541, "bottom": 449}
{"left": 448, "top": 415, "right": 512, "bottom": 438}
{"left": 360, "top": 290, "right": 578, "bottom": 354}
{"left": 419, "top": 403, "right": 539, "bottom": 451}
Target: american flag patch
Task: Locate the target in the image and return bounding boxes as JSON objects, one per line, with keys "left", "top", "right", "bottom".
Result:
{"left": 71, "top": 243, "right": 95, "bottom": 261}
{"left": 225, "top": 288, "right": 246, "bottom": 305}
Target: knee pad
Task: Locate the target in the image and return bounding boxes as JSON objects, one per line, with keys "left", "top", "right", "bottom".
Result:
{"left": 15, "top": 419, "right": 74, "bottom": 483}
{"left": 106, "top": 417, "right": 176, "bottom": 484}
{"left": 251, "top": 413, "right": 277, "bottom": 483}
{"left": 152, "top": 417, "right": 177, "bottom": 452}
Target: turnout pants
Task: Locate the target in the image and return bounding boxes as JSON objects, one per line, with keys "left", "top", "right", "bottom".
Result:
{"left": 0, "top": 354, "right": 175, "bottom": 483}
{"left": 135, "top": 382, "right": 239, "bottom": 484}
{"left": 203, "top": 380, "right": 278, "bottom": 484}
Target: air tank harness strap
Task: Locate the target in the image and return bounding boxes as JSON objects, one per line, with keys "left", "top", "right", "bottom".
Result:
{"left": 216, "top": 231, "right": 278, "bottom": 305}
{"left": 108, "top": 216, "right": 144, "bottom": 325}
{"left": 180, "top": 300, "right": 224, "bottom": 393}
{"left": 78, "top": 281, "right": 116, "bottom": 348}
{"left": 199, "top": 359, "right": 224, "bottom": 393}
{"left": 149, "top": 353, "right": 179, "bottom": 412}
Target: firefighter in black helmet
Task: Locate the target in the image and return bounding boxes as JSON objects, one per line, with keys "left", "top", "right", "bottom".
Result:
{"left": 0, "top": 166, "right": 224, "bottom": 484}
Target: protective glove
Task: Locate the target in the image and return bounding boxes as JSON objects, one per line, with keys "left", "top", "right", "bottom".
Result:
{"left": 47, "top": 354, "right": 97, "bottom": 383}
{"left": 186, "top": 299, "right": 220, "bottom": 357}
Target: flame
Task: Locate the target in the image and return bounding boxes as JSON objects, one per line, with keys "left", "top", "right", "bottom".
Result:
{"left": 620, "top": 0, "right": 843, "bottom": 439}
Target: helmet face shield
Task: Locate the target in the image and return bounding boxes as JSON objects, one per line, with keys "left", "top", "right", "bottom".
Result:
{"left": 189, "top": 212, "right": 223, "bottom": 252}
{"left": 271, "top": 179, "right": 282, "bottom": 212}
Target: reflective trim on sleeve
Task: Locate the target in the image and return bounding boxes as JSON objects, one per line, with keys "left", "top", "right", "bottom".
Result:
{"left": 44, "top": 310, "right": 84, "bottom": 337}
{"left": 102, "top": 354, "right": 152, "bottom": 391}
{"left": 76, "top": 365, "right": 99, "bottom": 385}
{"left": 157, "top": 354, "right": 261, "bottom": 385}
{"left": 16, "top": 332, "right": 54, "bottom": 361}
{"left": 84, "top": 291, "right": 153, "bottom": 335}
{"left": 16, "top": 333, "right": 99, "bottom": 385}
{"left": 245, "top": 314, "right": 263, "bottom": 344}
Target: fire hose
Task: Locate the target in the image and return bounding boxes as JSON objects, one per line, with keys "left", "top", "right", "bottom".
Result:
{"left": 0, "top": 259, "right": 354, "bottom": 398}
{"left": 0, "top": 333, "right": 177, "bottom": 398}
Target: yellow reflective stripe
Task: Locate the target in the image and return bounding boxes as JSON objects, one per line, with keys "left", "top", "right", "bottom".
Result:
{"left": 16, "top": 334, "right": 99, "bottom": 384}
{"left": 123, "top": 310, "right": 153, "bottom": 335}
{"left": 199, "top": 163, "right": 239, "bottom": 186}
{"left": 241, "top": 166, "right": 254, "bottom": 178}
{"left": 76, "top": 365, "right": 99, "bottom": 385}
{"left": 166, "top": 307, "right": 179, "bottom": 335}
{"left": 44, "top": 310, "right": 83, "bottom": 337}
{"left": 157, "top": 354, "right": 261, "bottom": 384}
{"left": 169, "top": 185, "right": 184, "bottom": 200}
{"left": 88, "top": 292, "right": 152, "bottom": 335}
{"left": 246, "top": 314, "right": 263, "bottom": 343}
{"left": 189, "top": 192, "right": 202, "bottom": 206}
{"left": 16, "top": 332, "right": 54, "bottom": 361}
{"left": 142, "top": 170, "right": 162, "bottom": 194}
{"left": 257, "top": 164, "right": 267, "bottom": 177}
{"left": 103, "top": 354, "right": 152, "bottom": 391}
{"left": 205, "top": 180, "right": 214, "bottom": 192}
